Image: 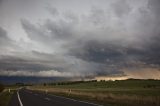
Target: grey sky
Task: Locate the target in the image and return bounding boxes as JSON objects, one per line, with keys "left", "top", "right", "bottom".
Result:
{"left": 0, "top": 0, "right": 160, "bottom": 80}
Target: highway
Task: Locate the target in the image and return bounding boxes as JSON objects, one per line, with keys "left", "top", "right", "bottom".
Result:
{"left": 9, "top": 89, "right": 103, "bottom": 106}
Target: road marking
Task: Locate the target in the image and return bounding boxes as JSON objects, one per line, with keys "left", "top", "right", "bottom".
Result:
{"left": 17, "top": 91, "right": 23, "bottom": 106}
{"left": 48, "top": 94, "right": 103, "bottom": 106}
{"left": 44, "top": 97, "right": 51, "bottom": 101}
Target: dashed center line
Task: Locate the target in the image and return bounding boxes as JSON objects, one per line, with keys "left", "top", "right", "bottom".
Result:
{"left": 48, "top": 94, "right": 103, "bottom": 106}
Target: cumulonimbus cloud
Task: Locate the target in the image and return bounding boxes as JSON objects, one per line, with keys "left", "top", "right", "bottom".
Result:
{"left": 0, "top": 70, "right": 75, "bottom": 77}
{"left": 0, "top": 0, "right": 160, "bottom": 80}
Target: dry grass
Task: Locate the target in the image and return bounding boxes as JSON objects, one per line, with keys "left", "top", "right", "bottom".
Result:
{"left": 28, "top": 86, "right": 160, "bottom": 106}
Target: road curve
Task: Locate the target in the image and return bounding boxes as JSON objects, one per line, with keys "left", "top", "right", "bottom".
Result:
{"left": 9, "top": 89, "right": 103, "bottom": 106}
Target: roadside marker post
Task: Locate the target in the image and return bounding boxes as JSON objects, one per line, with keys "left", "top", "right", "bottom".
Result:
{"left": 9, "top": 88, "right": 10, "bottom": 93}
{"left": 45, "top": 89, "right": 48, "bottom": 94}
{"left": 68, "top": 89, "right": 71, "bottom": 95}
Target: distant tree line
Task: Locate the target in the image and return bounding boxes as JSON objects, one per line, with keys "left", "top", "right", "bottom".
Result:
{"left": 14, "top": 83, "right": 33, "bottom": 86}
{"left": 42, "top": 79, "right": 160, "bottom": 87}
{"left": 44, "top": 80, "right": 97, "bottom": 86}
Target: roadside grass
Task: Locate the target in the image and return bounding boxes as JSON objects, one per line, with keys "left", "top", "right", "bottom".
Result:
{"left": 0, "top": 90, "right": 14, "bottom": 106}
{"left": 30, "top": 87, "right": 160, "bottom": 106}
{"left": 51, "top": 92, "right": 160, "bottom": 106}
{"left": 29, "top": 80, "right": 160, "bottom": 106}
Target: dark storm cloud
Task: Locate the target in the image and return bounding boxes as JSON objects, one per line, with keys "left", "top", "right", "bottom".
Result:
{"left": 0, "top": 0, "right": 5, "bottom": 6}
{"left": 21, "top": 18, "right": 74, "bottom": 45}
{"left": 0, "top": 0, "right": 3, "bottom": 4}
{"left": 0, "top": 27, "right": 14, "bottom": 49}
{"left": 0, "top": 0, "right": 160, "bottom": 79}
{"left": 0, "top": 27, "right": 7, "bottom": 38}
{"left": 70, "top": 37, "right": 160, "bottom": 67}
{"left": 141, "top": 35, "right": 160, "bottom": 65}
{"left": 46, "top": 6, "right": 59, "bottom": 16}
{"left": 0, "top": 55, "right": 53, "bottom": 71}
{"left": 21, "top": 19, "right": 46, "bottom": 43}
{"left": 148, "top": 0, "right": 160, "bottom": 18}
{"left": 69, "top": 40, "right": 143, "bottom": 68}
{"left": 139, "top": 0, "right": 160, "bottom": 65}
{"left": 69, "top": 41, "right": 124, "bottom": 63}
{"left": 44, "top": 19, "right": 74, "bottom": 39}
{"left": 88, "top": 7, "right": 106, "bottom": 25}
{"left": 0, "top": 52, "right": 78, "bottom": 77}
{"left": 20, "top": 0, "right": 160, "bottom": 78}
{"left": 112, "top": 0, "right": 131, "bottom": 17}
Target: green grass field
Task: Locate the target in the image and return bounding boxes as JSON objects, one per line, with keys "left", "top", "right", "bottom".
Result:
{"left": 29, "top": 79, "right": 160, "bottom": 106}
{"left": 0, "top": 90, "right": 13, "bottom": 106}
{"left": 0, "top": 85, "right": 19, "bottom": 106}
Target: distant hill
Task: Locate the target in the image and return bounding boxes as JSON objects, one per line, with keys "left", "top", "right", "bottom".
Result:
{"left": 0, "top": 76, "right": 69, "bottom": 85}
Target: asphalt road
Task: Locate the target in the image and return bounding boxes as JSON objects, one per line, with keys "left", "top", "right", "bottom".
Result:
{"left": 9, "top": 89, "right": 103, "bottom": 106}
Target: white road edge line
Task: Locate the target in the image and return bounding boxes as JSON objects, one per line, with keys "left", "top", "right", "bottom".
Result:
{"left": 17, "top": 91, "right": 23, "bottom": 106}
{"left": 48, "top": 94, "right": 103, "bottom": 106}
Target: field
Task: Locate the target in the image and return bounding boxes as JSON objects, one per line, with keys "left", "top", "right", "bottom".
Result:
{"left": 0, "top": 85, "right": 19, "bottom": 106}
{"left": 0, "top": 90, "right": 13, "bottom": 106}
{"left": 29, "top": 79, "right": 160, "bottom": 106}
